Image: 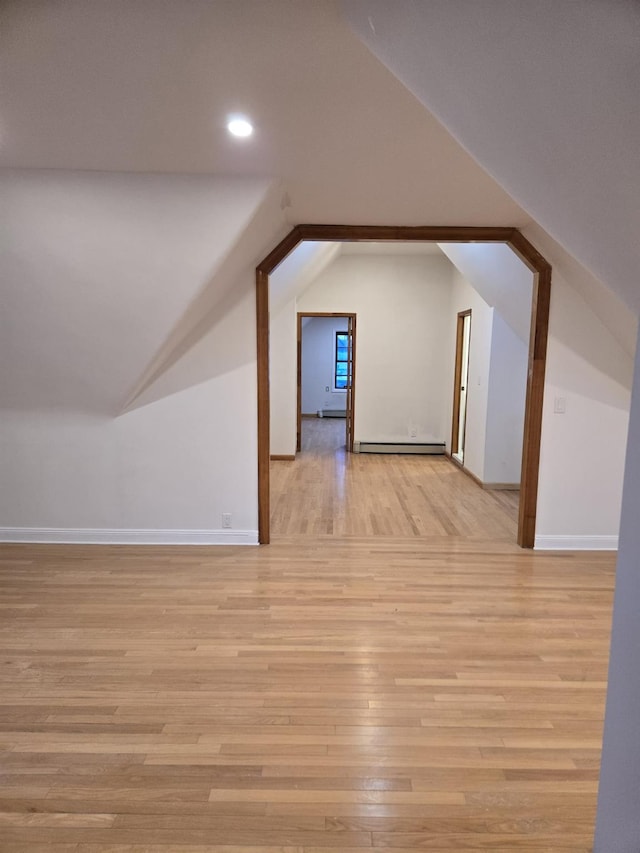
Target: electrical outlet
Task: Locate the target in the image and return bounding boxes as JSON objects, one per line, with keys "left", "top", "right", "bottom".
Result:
{"left": 410, "top": 426, "right": 417, "bottom": 438}
{"left": 222, "top": 513, "right": 232, "bottom": 529}
{"left": 554, "top": 396, "right": 566, "bottom": 414}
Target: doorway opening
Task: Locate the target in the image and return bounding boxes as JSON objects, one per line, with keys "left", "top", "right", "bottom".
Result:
{"left": 257, "top": 225, "right": 551, "bottom": 548}
{"left": 297, "top": 312, "right": 356, "bottom": 454}
{"left": 451, "top": 309, "right": 472, "bottom": 464}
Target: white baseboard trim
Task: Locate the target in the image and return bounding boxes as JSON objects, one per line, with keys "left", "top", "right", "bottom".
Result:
{"left": 535, "top": 535, "right": 618, "bottom": 551}
{"left": 0, "top": 528, "right": 259, "bottom": 546}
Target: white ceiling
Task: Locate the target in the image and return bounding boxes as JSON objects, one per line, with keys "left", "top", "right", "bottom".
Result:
{"left": 0, "top": 170, "right": 274, "bottom": 413}
{"left": 270, "top": 240, "right": 444, "bottom": 311}
{"left": 0, "top": 0, "right": 526, "bottom": 226}
{"left": 2, "top": 0, "right": 635, "bottom": 414}
{"left": 343, "top": 0, "right": 640, "bottom": 314}
{"left": 270, "top": 242, "right": 341, "bottom": 313}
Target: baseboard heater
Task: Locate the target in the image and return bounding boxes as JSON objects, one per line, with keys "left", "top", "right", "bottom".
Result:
{"left": 318, "top": 409, "right": 346, "bottom": 418}
{"left": 353, "top": 440, "right": 446, "bottom": 455}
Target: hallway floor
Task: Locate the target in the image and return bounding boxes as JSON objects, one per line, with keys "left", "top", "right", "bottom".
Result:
{"left": 271, "top": 418, "right": 519, "bottom": 540}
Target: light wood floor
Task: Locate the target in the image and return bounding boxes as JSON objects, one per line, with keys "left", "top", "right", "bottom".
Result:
{"left": 271, "top": 419, "right": 519, "bottom": 540}
{"left": 0, "top": 530, "right": 615, "bottom": 851}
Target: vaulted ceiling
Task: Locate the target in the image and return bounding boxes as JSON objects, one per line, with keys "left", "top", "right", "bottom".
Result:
{"left": 1, "top": 0, "right": 636, "bottom": 414}
{"left": 343, "top": 0, "right": 640, "bottom": 313}
{"left": 0, "top": 0, "right": 523, "bottom": 225}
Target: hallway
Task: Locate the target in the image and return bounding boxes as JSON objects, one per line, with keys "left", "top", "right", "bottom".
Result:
{"left": 270, "top": 418, "right": 519, "bottom": 540}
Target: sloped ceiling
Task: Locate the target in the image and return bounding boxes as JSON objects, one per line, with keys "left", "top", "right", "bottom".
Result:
{"left": 2, "top": 0, "right": 636, "bottom": 417}
{"left": 0, "top": 0, "right": 524, "bottom": 225}
{"left": 0, "top": 0, "right": 532, "bottom": 416}
{"left": 270, "top": 241, "right": 444, "bottom": 312}
{"left": 0, "top": 171, "right": 276, "bottom": 413}
{"left": 438, "top": 242, "right": 532, "bottom": 343}
{"left": 270, "top": 243, "right": 342, "bottom": 314}
{"left": 342, "top": 0, "right": 640, "bottom": 314}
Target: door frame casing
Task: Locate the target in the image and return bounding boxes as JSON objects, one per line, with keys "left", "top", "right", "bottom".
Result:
{"left": 451, "top": 309, "right": 472, "bottom": 459}
{"left": 256, "top": 224, "right": 551, "bottom": 547}
{"left": 297, "top": 312, "right": 357, "bottom": 453}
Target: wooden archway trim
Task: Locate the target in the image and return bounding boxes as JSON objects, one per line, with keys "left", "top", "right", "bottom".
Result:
{"left": 256, "top": 225, "right": 551, "bottom": 547}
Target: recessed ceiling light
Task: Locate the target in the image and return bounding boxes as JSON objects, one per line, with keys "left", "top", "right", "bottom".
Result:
{"left": 227, "top": 117, "right": 253, "bottom": 138}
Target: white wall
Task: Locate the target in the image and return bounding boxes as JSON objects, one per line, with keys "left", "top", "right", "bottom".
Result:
{"left": 0, "top": 170, "right": 289, "bottom": 544}
{"left": 595, "top": 324, "right": 640, "bottom": 851}
{"left": 0, "top": 274, "right": 260, "bottom": 543}
{"left": 439, "top": 243, "right": 530, "bottom": 485}
{"left": 484, "top": 313, "right": 528, "bottom": 485}
{"left": 439, "top": 242, "right": 532, "bottom": 343}
{"left": 446, "top": 270, "right": 493, "bottom": 480}
{"left": 451, "top": 251, "right": 636, "bottom": 545}
{"left": 534, "top": 268, "right": 632, "bottom": 548}
{"left": 269, "top": 298, "right": 298, "bottom": 457}
{"left": 270, "top": 243, "right": 341, "bottom": 314}
{"left": 301, "top": 317, "right": 349, "bottom": 414}
{"left": 0, "top": 362, "right": 258, "bottom": 543}
{"left": 454, "top": 254, "right": 630, "bottom": 542}
{"left": 445, "top": 271, "right": 527, "bottom": 486}
{"left": 297, "top": 253, "right": 453, "bottom": 443}
{"left": 439, "top": 237, "right": 631, "bottom": 544}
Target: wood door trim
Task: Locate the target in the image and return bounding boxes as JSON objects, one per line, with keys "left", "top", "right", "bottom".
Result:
{"left": 256, "top": 269, "right": 270, "bottom": 545}
{"left": 256, "top": 225, "right": 551, "bottom": 547}
{"left": 348, "top": 316, "right": 357, "bottom": 453}
{"left": 451, "top": 309, "right": 471, "bottom": 457}
{"left": 518, "top": 264, "right": 551, "bottom": 548}
{"left": 296, "top": 313, "right": 302, "bottom": 454}
{"left": 296, "top": 312, "right": 356, "bottom": 455}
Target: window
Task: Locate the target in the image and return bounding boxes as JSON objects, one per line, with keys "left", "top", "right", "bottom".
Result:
{"left": 335, "top": 331, "right": 349, "bottom": 390}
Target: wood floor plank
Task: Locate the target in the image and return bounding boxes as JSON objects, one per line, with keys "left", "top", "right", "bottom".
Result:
{"left": 0, "top": 426, "right": 615, "bottom": 850}
{"left": 270, "top": 419, "right": 519, "bottom": 539}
